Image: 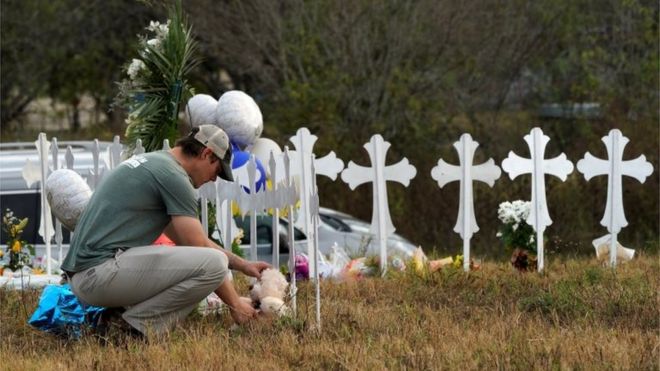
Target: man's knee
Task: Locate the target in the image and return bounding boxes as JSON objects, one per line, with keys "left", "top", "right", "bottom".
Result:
{"left": 203, "top": 249, "right": 229, "bottom": 283}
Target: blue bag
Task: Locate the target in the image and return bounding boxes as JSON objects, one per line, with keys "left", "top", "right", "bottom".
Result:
{"left": 28, "top": 284, "right": 105, "bottom": 339}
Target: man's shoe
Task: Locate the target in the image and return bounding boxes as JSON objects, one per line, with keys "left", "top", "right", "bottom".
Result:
{"left": 95, "top": 308, "right": 145, "bottom": 346}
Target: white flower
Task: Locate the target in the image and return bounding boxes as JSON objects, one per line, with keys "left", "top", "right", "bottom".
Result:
{"left": 147, "top": 38, "right": 161, "bottom": 50}
{"left": 497, "top": 200, "right": 531, "bottom": 224}
{"left": 147, "top": 20, "right": 170, "bottom": 40}
{"left": 127, "top": 59, "right": 146, "bottom": 80}
{"left": 232, "top": 228, "right": 244, "bottom": 244}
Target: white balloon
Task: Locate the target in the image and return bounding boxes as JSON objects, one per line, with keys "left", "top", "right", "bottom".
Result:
{"left": 249, "top": 138, "right": 282, "bottom": 176}
{"left": 45, "top": 169, "right": 92, "bottom": 231}
{"left": 216, "top": 90, "right": 263, "bottom": 146}
{"left": 184, "top": 94, "right": 218, "bottom": 127}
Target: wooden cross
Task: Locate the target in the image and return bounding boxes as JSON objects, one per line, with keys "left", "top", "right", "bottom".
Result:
{"left": 341, "top": 134, "right": 417, "bottom": 273}
{"left": 501, "top": 127, "right": 574, "bottom": 272}
{"left": 576, "top": 129, "right": 653, "bottom": 266}
{"left": 431, "top": 134, "right": 501, "bottom": 271}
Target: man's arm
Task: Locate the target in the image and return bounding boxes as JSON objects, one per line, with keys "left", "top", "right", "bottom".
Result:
{"left": 164, "top": 215, "right": 269, "bottom": 278}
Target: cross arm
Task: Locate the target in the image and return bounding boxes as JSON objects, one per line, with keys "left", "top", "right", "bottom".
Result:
{"left": 472, "top": 159, "right": 501, "bottom": 186}
{"left": 315, "top": 151, "right": 345, "bottom": 181}
{"left": 543, "top": 153, "right": 574, "bottom": 181}
{"left": 341, "top": 161, "right": 374, "bottom": 190}
{"left": 624, "top": 155, "right": 654, "bottom": 183}
{"left": 501, "top": 151, "right": 532, "bottom": 180}
{"left": 384, "top": 158, "right": 417, "bottom": 186}
{"left": 430, "top": 159, "right": 460, "bottom": 188}
{"left": 576, "top": 152, "right": 610, "bottom": 181}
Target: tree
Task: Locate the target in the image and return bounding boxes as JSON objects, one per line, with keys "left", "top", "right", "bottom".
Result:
{"left": 1, "top": 0, "right": 158, "bottom": 132}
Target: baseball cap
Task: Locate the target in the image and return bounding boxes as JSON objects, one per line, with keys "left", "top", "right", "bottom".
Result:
{"left": 193, "top": 125, "right": 234, "bottom": 182}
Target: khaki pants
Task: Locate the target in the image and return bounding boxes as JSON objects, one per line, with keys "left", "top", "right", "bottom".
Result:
{"left": 70, "top": 246, "right": 228, "bottom": 336}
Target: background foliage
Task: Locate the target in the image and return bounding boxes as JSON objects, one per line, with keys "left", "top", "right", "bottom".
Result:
{"left": 1, "top": 0, "right": 657, "bottom": 256}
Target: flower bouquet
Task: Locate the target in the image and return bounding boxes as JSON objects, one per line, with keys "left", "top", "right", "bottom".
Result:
{"left": 2, "top": 209, "right": 35, "bottom": 276}
{"left": 496, "top": 200, "right": 537, "bottom": 272}
{"left": 114, "top": 1, "right": 199, "bottom": 154}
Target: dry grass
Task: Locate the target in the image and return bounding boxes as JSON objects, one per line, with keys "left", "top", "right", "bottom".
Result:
{"left": 1, "top": 256, "right": 658, "bottom": 370}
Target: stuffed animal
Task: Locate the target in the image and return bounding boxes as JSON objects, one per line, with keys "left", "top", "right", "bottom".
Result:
{"left": 242, "top": 268, "right": 290, "bottom": 317}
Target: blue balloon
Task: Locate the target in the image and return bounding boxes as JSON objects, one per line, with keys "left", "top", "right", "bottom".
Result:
{"left": 231, "top": 143, "right": 267, "bottom": 193}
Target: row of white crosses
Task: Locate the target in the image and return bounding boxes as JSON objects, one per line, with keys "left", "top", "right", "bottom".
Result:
{"left": 432, "top": 128, "right": 653, "bottom": 272}
{"left": 26, "top": 126, "right": 654, "bottom": 278}
{"left": 106, "top": 127, "right": 658, "bottom": 275}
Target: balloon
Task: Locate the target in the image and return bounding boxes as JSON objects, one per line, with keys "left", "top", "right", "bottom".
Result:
{"left": 249, "top": 138, "right": 282, "bottom": 177}
{"left": 216, "top": 91, "right": 263, "bottom": 147}
{"left": 45, "top": 169, "right": 92, "bottom": 231}
{"left": 184, "top": 94, "right": 218, "bottom": 127}
{"left": 231, "top": 144, "right": 267, "bottom": 193}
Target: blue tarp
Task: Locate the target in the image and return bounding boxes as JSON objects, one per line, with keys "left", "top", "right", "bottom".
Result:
{"left": 28, "top": 284, "right": 105, "bottom": 339}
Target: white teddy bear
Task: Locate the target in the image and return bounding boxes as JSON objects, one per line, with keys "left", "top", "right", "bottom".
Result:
{"left": 242, "top": 268, "right": 290, "bottom": 317}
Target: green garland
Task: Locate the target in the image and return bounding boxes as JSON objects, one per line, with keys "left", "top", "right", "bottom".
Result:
{"left": 115, "top": 1, "right": 199, "bottom": 154}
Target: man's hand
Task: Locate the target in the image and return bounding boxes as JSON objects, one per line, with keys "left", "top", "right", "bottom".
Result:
{"left": 229, "top": 298, "right": 258, "bottom": 324}
{"left": 240, "top": 261, "right": 271, "bottom": 279}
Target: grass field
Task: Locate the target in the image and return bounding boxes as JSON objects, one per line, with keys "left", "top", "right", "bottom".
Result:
{"left": 1, "top": 255, "right": 658, "bottom": 370}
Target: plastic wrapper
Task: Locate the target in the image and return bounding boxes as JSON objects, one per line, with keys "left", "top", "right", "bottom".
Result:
{"left": 28, "top": 284, "right": 105, "bottom": 339}
{"left": 318, "top": 244, "right": 352, "bottom": 280}
{"left": 592, "top": 234, "right": 635, "bottom": 262}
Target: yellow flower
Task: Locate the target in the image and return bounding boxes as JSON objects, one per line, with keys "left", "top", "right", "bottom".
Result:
{"left": 0, "top": 250, "right": 3, "bottom": 258}
{"left": 32, "top": 267, "right": 45, "bottom": 275}
{"left": 11, "top": 240, "right": 21, "bottom": 253}
{"left": 452, "top": 255, "right": 464, "bottom": 269}
{"left": 16, "top": 218, "right": 28, "bottom": 232}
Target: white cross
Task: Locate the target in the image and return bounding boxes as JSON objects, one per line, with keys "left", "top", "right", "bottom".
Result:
{"left": 266, "top": 150, "right": 300, "bottom": 268}
{"left": 431, "top": 134, "right": 501, "bottom": 271}
{"left": 501, "top": 127, "right": 574, "bottom": 272}
{"left": 108, "top": 135, "right": 123, "bottom": 169}
{"left": 269, "top": 152, "right": 281, "bottom": 268}
{"left": 576, "top": 129, "right": 653, "bottom": 267}
{"left": 309, "top": 155, "right": 321, "bottom": 329}
{"left": 35, "top": 133, "right": 54, "bottom": 274}
{"left": 215, "top": 179, "right": 243, "bottom": 252}
{"left": 283, "top": 147, "right": 298, "bottom": 316}
{"left": 288, "top": 127, "right": 344, "bottom": 275}
{"left": 51, "top": 138, "right": 64, "bottom": 266}
{"left": 341, "top": 134, "right": 417, "bottom": 273}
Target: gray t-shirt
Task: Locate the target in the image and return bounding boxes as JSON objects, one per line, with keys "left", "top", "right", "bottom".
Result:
{"left": 61, "top": 151, "right": 198, "bottom": 272}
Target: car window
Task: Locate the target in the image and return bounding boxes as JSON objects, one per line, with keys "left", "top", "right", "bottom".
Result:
{"left": 319, "top": 214, "right": 352, "bottom": 232}
{"left": 233, "top": 215, "right": 307, "bottom": 244}
{"left": 278, "top": 218, "right": 307, "bottom": 240}
{"left": 256, "top": 225, "right": 271, "bottom": 244}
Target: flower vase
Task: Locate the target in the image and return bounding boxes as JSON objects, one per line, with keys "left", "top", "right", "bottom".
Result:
{"left": 510, "top": 248, "right": 537, "bottom": 272}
